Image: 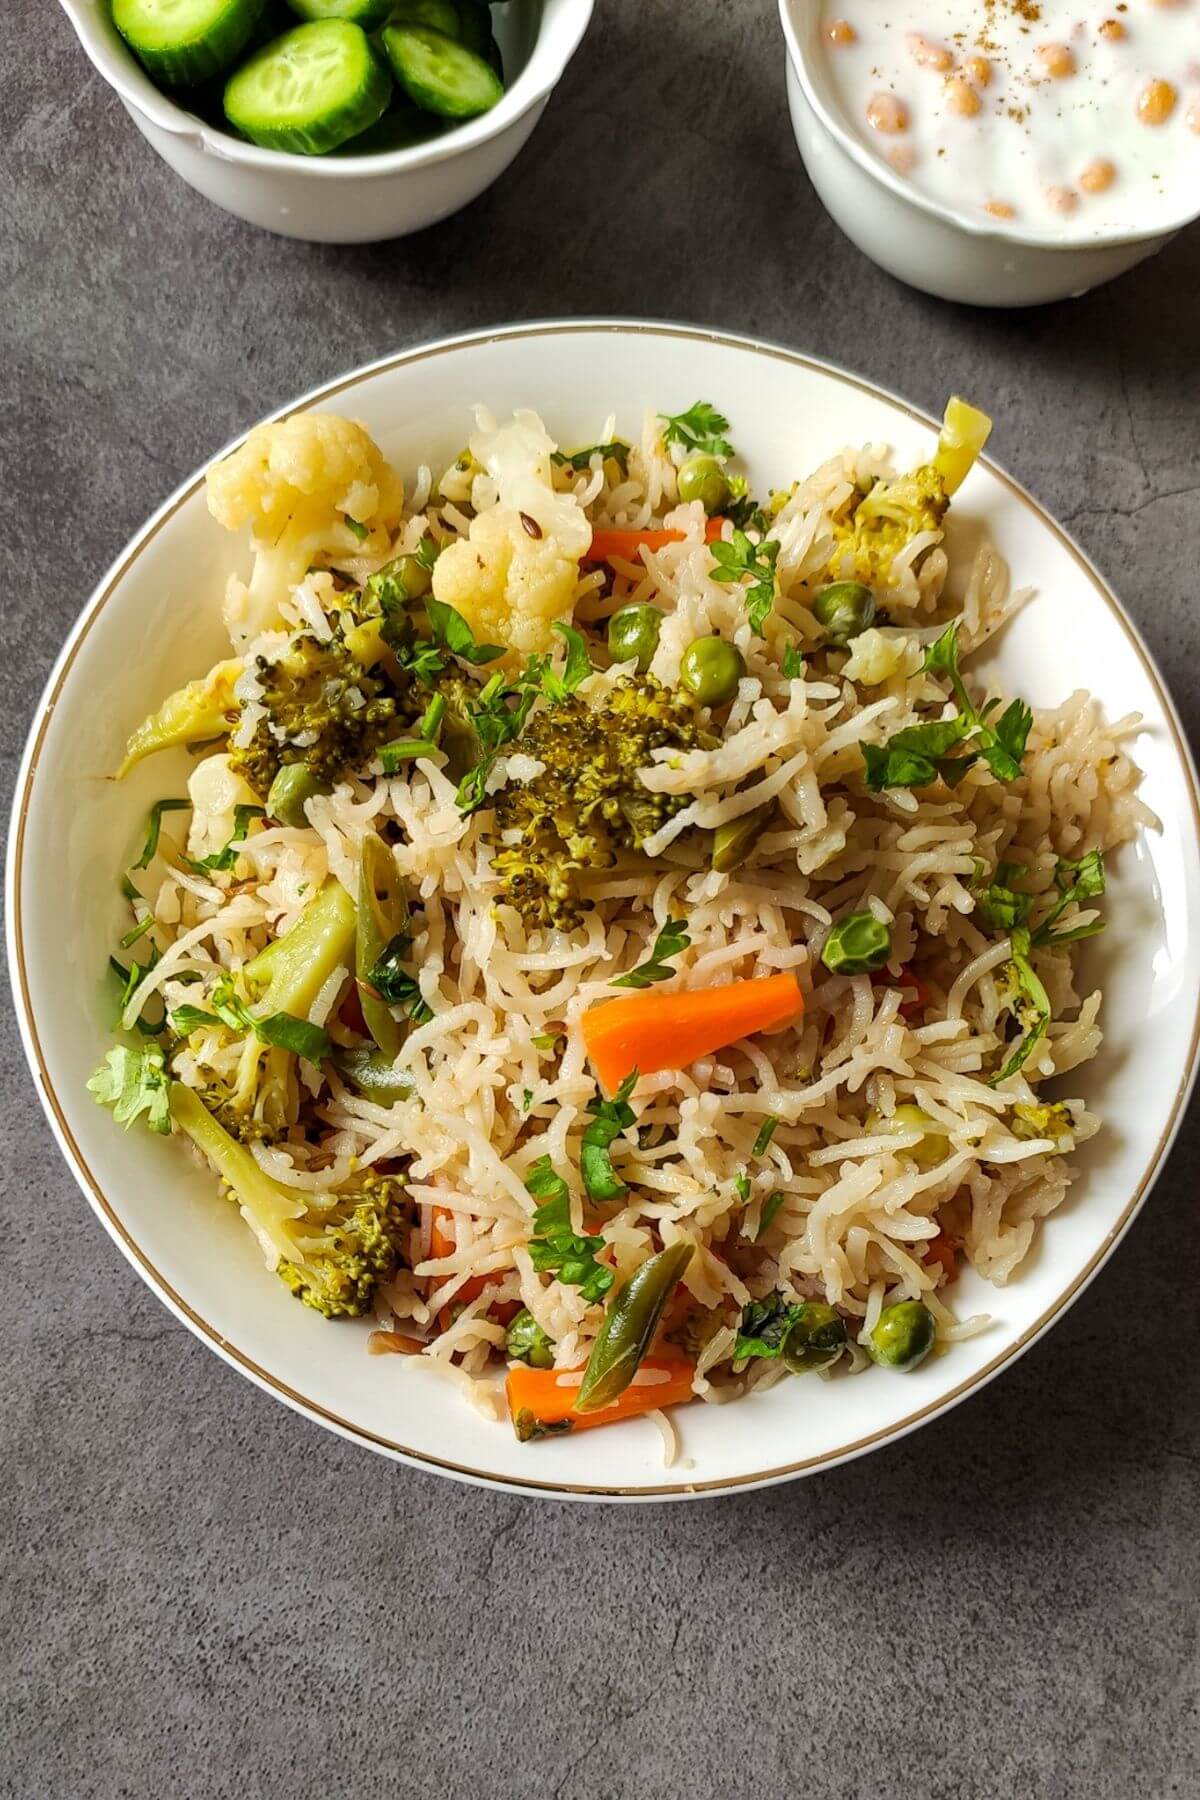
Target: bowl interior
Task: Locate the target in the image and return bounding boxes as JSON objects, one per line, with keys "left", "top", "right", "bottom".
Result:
{"left": 11, "top": 324, "right": 1200, "bottom": 1498}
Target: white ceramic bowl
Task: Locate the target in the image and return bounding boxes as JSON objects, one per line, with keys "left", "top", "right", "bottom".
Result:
{"left": 9, "top": 322, "right": 1200, "bottom": 1500}
{"left": 58, "top": 0, "right": 592, "bottom": 243}
{"left": 778, "top": 0, "right": 1197, "bottom": 307}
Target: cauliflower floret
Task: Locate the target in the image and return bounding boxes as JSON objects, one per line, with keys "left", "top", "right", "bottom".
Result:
{"left": 186, "top": 754, "right": 262, "bottom": 862}
{"left": 842, "top": 628, "right": 918, "bottom": 685}
{"left": 467, "top": 410, "right": 592, "bottom": 556}
{"left": 206, "top": 413, "right": 404, "bottom": 646}
{"left": 432, "top": 506, "right": 582, "bottom": 660}
{"left": 430, "top": 410, "right": 590, "bottom": 660}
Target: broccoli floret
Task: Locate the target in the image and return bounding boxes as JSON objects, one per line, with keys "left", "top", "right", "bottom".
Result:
{"left": 203, "top": 1087, "right": 286, "bottom": 1148}
{"left": 828, "top": 464, "right": 949, "bottom": 588}
{"left": 170, "top": 1084, "right": 407, "bottom": 1318}
{"left": 489, "top": 676, "right": 708, "bottom": 930}
{"left": 276, "top": 1178, "right": 409, "bottom": 1318}
{"left": 229, "top": 627, "right": 408, "bottom": 797}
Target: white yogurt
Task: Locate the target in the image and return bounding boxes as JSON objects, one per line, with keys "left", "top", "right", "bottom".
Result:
{"left": 819, "top": 0, "right": 1200, "bottom": 237}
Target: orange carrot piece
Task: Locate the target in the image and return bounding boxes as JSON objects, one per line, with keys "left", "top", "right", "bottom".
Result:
{"left": 580, "top": 972, "right": 804, "bottom": 1094}
{"left": 883, "top": 964, "right": 932, "bottom": 1020}
{"left": 506, "top": 1357, "right": 696, "bottom": 1439}
{"left": 926, "top": 1232, "right": 958, "bottom": 1284}
{"left": 430, "top": 1206, "right": 457, "bottom": 1260}
{"left": 583, "top": 517, "right": 726, "bottom": 564}
{"left": 429, "top": 1205, "right": 507, "bottom": 1311}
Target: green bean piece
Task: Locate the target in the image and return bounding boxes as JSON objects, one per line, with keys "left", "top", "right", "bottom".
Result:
{"left": 821, "top": 909, "right": 891, "bottom": 976}
{"left": 575, "top": 1241, "right": 695, "bottom": 1413}
{"left": 266, "top": 762, "right": 331, "bottom": 829}
{"left": 869, "top": 1300, "right": 936, "bottom": 1371}
{"left": 812, "top": 581, "right": 876, "bottom": 645}
{"left": 505, "top": 1308, "right": 556, "bottom": 1369}
{"left": 244, "top": 879, "right": 357, "bottom": 1016}
{"left": 679, "top": 635, "right": 745, "bottom": 707}
{"left": 710, "top": 801, "right": 776, "bottom": 874}
{"left": 607, "top": 603, "right": 663, "bottom": 674}
{"left": 356, "top": 835, "right": 410, "bottom": 1059}
{"left": 438, "top": 704, "right": 482, "bottom": 783}
{"left": 782, "top": 1301, "right": 848, "bottom": 1374}
{"left": 677, "top": 453, "right": 731, "bottom": 516}
{"left": 332, "top": 1046, "right": 415, "bottom": 1106}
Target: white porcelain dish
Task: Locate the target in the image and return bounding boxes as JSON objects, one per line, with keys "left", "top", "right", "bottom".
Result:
{"left": 9, "top": 321, "right": 1200, "bottom": 1501}
{"left": 58, "top": 0, "right": 592, "bottom": 243}
{"left": 778, "top": 0, "right": 1197, "bottom": 306}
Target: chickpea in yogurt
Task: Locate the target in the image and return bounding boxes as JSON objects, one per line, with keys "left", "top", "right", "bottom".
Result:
{"left": 1079, "top": 157, "right": 1116, "bottom": 191}
{"left": 1036, "top": 42, "right": 1077, "bottom": 79}
{"left": 907, "top": 33, "right": 953, "bottom": 70}
{"left": 1137, "top": 78, "right": 1177, "bottom": 124}
{"left": 867, "top": 92, "right": 910, "bottom": 133}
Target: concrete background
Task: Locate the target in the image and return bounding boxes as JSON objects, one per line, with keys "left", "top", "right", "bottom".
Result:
{"left": 4, "top": 3, "right": 1199, "bottom": 1796}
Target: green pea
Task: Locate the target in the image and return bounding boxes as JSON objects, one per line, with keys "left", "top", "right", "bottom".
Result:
{"left": 575, "top": 1241, "right": 695, "bottom": 1413}
{"left": 607, "top": 603, "right": 663, "bottom": 674}
{"left": 266, "top": 763, "right": 330, "bottom": 828}
{"left": 711, "top": 801, "right": 775, "bottom": 875}
{"left": 813, "top": 581, "right": 876, "bottom": 645}
{"left": 680, "top": 635, "right": 745, "bottom": 707}
{"left": 677, "top": 453, "right": 731, "bottom": 516}
{"left": 821, "top": 909, "right": 891, "bottom": 976}
{"left": 782, "top": 1301, "right": 847, "bottom": 1374}
{"left": 868, "top": 1300, "right": 936, "bottom": 1371}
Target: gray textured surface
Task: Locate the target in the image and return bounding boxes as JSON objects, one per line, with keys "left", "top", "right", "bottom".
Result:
{"left": 4, "top": 3, "right": 1200, "bottom": 1796}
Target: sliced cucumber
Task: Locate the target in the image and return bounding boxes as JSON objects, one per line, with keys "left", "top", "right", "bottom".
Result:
{"left": 387, "top": 0, "right": 462, "bottom": 35}
{"left": 112, "top": 0, "right": 269, "bottom": 86}
{"left": 224, "top": 19, "right": 391, "bottom": 152}
{"left": 284, "top": 0, "right": 392, "bottom": 24}
{"left": 380, "top": 23, "right": 502, "bottom": 118}
{"left": 333, "top": 100, "right": 446, "bottom": 153}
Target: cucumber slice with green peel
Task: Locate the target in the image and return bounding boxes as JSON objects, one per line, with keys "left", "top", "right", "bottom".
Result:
{"left": 333, "top": 100, "right": 445, "bottom": 152}
{"left": 112, "top": 0, "right": 269, "bottom": 86}
{"left": 224, "top": 20, "right": 390, "bottom": 151}
{"left": 284, "top": 0, "right": 392, "bottom": 24}
{"left": 380, "top": 24, "right": 502, "bottom": 118}
{"left": 387, "top": 0, "right": 462, "bottom": 35}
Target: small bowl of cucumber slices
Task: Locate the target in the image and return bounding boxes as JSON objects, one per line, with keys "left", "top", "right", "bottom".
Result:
{"left": 59, "top": 0, "right": 592, "bottom": 241}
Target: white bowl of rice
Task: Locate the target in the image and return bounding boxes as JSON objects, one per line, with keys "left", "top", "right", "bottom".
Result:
{"left": 9, "top": 322, "right": 1200, "bottom": 1500}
